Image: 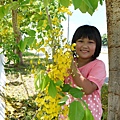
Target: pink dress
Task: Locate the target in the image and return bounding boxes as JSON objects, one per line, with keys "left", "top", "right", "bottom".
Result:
{"left": 65, "top": 59, "right": 106, "bottom": 120}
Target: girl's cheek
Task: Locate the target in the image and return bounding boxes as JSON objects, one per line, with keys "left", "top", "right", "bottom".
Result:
{"left": 76, "top": 43, "right": 80, "bottom": 48}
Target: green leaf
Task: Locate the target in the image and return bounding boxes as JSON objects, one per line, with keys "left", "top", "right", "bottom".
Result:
{"left": 32, "top": 39, "right": 39, "bottom": 49}
{"left": 69, "top": 87, "right": 83, "bottom": 98}
{"left": 24, "top": 37, "right": 35, "bottom": 46}
{"left": 68, "top": 101, "right": 85, "bottom": 120}
{"left": 41, "top": 74, "right": 50, "bottom": 91}
{"left": 61, "top": 84, "right": 71, "bottom": 92}
{"left": 0, "top": 6, "right": 5, "bottom": 19}
{"left": 4, "top": 4, "right": 10, "bottom": 16}
{"left": 60, "top": 0, "right": 70, "bottom": 7}
{"left": 58, "top": 96, "right": 68, "bottom": 105}
{"left": 43, "top": 0, "right": 49, "bottom": 7}
{"left": 34, "top": 74, "right": 40, "bottom": 90}
{"left": 89, "top": 0, "right": 98, "bottom": 10}
{"left": 19, "top": 0, "right": 30, "bottom": 5}
{"left": 72, "top": 0, "right": 82, "bottom": 10}
{"left": 38, "top": 20, "right": 44, "bottom": 26}
{"left": 83, "top": 108, "right": 94, "bottom": 120}
{"left": 84, "top": 0, "right": 93, "bottom": 9}
{"left": 34, "top": 72, "right": 50, "bottom": 91}
{"left": 99, "top": 0, "right": 103, "bottom": 5}
{"left": 87, "top": 8, "right": 94, "bottom": 16}
{"left": 78, "top": 0, "right": 99, "bottom": 15}
{"left": 48, "top": 80, "right": 57, "bottom": 98}
{"left": 18, "top": 39, "right": 27, "bottom": 52}
{"left": 45, "top": 25, "right": 51, "bottom": 30}
{"left": 55, "top": 80, "right": 63, "bottom": 86}
{"left": 27, "top": 30, "right": 36, "bottom": 37}
{"left": 79, "top": 1, "right": 89, "bottom": 13}
{"left": 10, "top": 1, "right": 19, "bottom": 10}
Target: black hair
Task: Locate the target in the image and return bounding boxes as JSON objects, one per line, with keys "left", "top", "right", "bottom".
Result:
{"left": 71, "top": 25, "right": 102, "bottom": 60}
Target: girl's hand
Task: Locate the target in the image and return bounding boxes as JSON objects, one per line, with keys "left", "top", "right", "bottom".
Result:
{"left": 71, "top": 59, "right": 80, "bottom": 76}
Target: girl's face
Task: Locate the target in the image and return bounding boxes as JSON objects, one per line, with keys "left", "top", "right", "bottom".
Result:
{"left": 76, "top": 37, "right": 96, "bottom": 61}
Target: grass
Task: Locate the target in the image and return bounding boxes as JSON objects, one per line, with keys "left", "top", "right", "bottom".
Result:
{"left": 3, "top": 52, "right": 108, "bottom": 120}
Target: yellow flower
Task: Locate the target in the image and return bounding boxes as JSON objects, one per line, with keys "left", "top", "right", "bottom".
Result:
{"left": 37, "top": 47, "right": 45, "bottom": 53}
{"left": 71, "top": 43, "right": 76, "bottom": 51}
{"left": 39, "top": 11, "right": 42, "bottom": 15}
{"left": 30, "top": 60, "right": 33, "bottom": 64}
{"left": 32, "top": 65, "right": 34, "bottom": 68}
{"left": 37, "top": 59, "right": 40, "bottom": 64}
{"left": 31, "top": 69, "right": 35, "bottom": 74}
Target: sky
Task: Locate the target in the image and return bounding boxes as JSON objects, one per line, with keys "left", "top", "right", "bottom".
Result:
{"left": 62, "top": 1, "right": 107, "bottom": 42}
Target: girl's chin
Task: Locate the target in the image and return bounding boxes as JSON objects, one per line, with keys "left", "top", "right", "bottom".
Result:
{"left": 78, "top": 56, "right": 92, "bottom": 59}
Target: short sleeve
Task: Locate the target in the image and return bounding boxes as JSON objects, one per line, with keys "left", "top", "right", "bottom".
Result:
{"left": 87, "top": 60, "right": 106, "bottom": 90}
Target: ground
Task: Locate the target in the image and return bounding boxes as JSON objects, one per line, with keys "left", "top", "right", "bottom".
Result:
{"left": 4, "top": 53, "right": 38, "bottom": 120}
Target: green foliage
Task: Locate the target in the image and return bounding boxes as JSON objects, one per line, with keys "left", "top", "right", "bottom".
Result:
{"left": 0, "top": 0, "right": 104, "bottom": 64}
{"left": 58, "top": 96, "right": 69, "bottom": 105}
{"left": 61, "top": 84, "right": 83, "bottom": 99}
{"left": 59, "top": 84, "right": 93, "bottom": 119}
{"left": 48, "top": 80, "right": 57, "bottom": 98}
{"left": 34, "top": 72, "right": 50, "bottom": 91}
{"left": 37, "top": 75, "right": 93, "bottom": 119}
{"left": 60, "top": 0, "right": 70, "bottom": 7}
{"left": 101, "top": 84, "right": 108, "bottom": 120}
{"left": 69, "top": 87, "right": 83, "bottom": 98}
{"left": 0, "top": 0, "right": 68, "bottom": 64}
{"left": 69, "top": 101, "right": 85, "bottom": 120}
{"left": 102, "top": 33, "right": 108, "bottom": 46}
{"left": 61, "top": 84, "right": 71, "bottom": 92}
{"left": 83, "top": 107, "right": 94, "bottom": 120}
{"left": 72, "top": 0, "right": 102, "bottom": 15}
{"left": 68, "top": 100, "right": 94, "bottom": 120}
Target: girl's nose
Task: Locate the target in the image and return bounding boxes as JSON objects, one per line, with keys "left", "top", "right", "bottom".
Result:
{"left": 82, "top": 42, "right": 88, "bottom": 48}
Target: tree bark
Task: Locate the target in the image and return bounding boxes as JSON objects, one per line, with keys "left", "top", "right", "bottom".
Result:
{"left": 12, "top": 9, "right": 23, "bottom": 65}
{"left": 105, "top": 0, "right": 120, "bottom": 120}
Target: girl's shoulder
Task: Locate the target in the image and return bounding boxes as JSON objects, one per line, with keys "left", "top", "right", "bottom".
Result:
{"left": 81, "top": 59, "right": 105, "bottom": 69}
{"left": 90, "top": 59, "right": 105, "bottom": 65}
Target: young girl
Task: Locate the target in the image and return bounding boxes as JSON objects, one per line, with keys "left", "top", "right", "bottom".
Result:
{"left": 65, "top": 25, "right": 106, "bottom": 120}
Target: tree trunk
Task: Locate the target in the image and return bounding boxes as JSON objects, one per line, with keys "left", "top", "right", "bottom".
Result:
{"left": 12, "top": 9, "right": 23, "bottom": 65}
{"left": 105, "top": 0, "right": 120, "bottom": 120}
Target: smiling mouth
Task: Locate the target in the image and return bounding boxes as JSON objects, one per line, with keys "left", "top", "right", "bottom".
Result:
{"left": 80, "top": 50, "right": 89, "bottom": 53}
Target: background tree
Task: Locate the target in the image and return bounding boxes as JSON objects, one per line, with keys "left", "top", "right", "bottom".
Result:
{"left": 0, "top": 0, "right": 70, "bottom": 65}
{"left": 106, "top": 0, "right": 120, "bottom": 119}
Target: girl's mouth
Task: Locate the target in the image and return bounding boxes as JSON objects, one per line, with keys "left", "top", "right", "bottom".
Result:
{"left": 80, "top": 50, "right": 89, "bottom": 53}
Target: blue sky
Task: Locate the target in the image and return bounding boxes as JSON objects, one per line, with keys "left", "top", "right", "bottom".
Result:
{"left": 62, "top": 1, "right": 107, "bottom": 42}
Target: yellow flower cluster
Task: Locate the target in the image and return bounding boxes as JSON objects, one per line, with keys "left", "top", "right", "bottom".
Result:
{"left": 52, "top": 17, "right": 60, "bottom": 25}
{"left": 58, "top": 6, "right": 72, "bottom": 16}
{"left": 0, "top": 28, "right": 12, "bottom": 36}
{"left": 35, "top": 90, "right": 69, "bottom": 120}
{"left": 17, "top": 15, "right": 24, "bottom": 27}
{"left": 47, "top": 48, "right": 72, "bottom": 83}
{"left": 34, "top": 43, "right": 76, "bottom": 119}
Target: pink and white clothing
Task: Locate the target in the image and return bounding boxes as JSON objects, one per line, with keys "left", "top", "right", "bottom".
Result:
{"left": 65, "top": 59, "right": 106, "bottom": 120}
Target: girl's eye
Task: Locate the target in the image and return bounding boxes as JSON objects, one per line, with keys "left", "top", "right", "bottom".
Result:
{"left": 89, "top": 41, "right": 95, "bottom": 44}
{"left": 77, "top": 39, "right": 83, "bottom": 42}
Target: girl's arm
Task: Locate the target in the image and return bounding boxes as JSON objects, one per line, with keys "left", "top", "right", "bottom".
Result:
{"left": 71, "top": 60, "right": 97, "bottom": 95}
